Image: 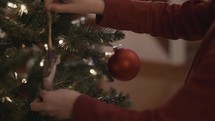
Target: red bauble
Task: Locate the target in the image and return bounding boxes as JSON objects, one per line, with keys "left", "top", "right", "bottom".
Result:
{"left": 108, "top": 48, "right": 141, "bottom": 81}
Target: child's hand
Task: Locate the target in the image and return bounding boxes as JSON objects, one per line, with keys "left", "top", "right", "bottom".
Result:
{"left": 30, "top": 89, "right": 81, "bottom": 120}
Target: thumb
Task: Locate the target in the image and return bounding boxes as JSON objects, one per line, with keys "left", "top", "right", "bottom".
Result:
{"left": 39, "top": 90, "right": 48, "bottom": 98}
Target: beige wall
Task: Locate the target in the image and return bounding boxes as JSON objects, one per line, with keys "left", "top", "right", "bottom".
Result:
{"left": 102, "top": 62, "right": 187, "bottom": 110}
{"left": 120, "top": 31, "right": 188, "bottom": 65}
{"left": 118, "top": 31, "right": 170, "bottom": 63}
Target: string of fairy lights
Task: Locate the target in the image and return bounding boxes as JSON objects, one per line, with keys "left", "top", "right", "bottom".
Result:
{"left": 7, "top": 2, "right": 28, "bottom": 16}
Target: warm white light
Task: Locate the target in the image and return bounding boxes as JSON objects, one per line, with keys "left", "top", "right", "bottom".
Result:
{"left": 19, "top": 4, "right": 28, "bottom": 15}
{"left": 90, "top": 69, "right": 97, "bottom": 76}
{"left": 88, "top": 60, "right": 94, "bottom": 66}
{"left": 100, "top": 39, "right": 104, "bottom": 43}
{"left": 44, "top": 44, "right": 48, "bottom": 50}
{"left": 83, "top": 58, "right": 88, "bottom": 63}
{"left": 40, "top": 59, "right": 45, "bottom": 67}
{"left": 0, "top": 28, "right": 6, "bottom": 38}
{"left": 71, "top": 19, "right": 80, "bottom": 26}
{"left": 2, "top": 97, "right": 5, "bottom": 102}
{"left": 22, "top": 44, "right": 26, "bottom": 48}
{"left": 97, "top": 96, "right": 102, "bottom": 100}
{"left": 7, "top": 2, "right": 17, "bottom": 8}
{"left": 22, "top": 78, "right": 27, "bottom": 84}
{"left": 71, "top": 20, "right": 79, "bottom": 25}
{"left": 83, "top": 59, "right": 94, "bottom": 65}
{"left": 80, "top": 17, "right": 86, "bottom": 21}
{"left": 59, "top": 39, "right": 64, "bottom": 45}
{"left": 80, "top": 17, "right": 86, "bottom": 24}
{"left": 105, "top": 52, "right": 113, "bottom": 57}
{"left": 14, "top": 72, "right": 18, "bottom": 79}
{"left": 68, "top": 85, "right": 73, "bottom": 89}
{"left": 5, "top": 97, "right": 13, "bottom": 102}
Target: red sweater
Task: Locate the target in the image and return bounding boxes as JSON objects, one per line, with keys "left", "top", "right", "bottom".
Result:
{"left": 73, "top": 0, "right": 215, "bottom": 121}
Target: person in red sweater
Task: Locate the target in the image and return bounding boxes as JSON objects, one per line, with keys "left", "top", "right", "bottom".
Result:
{"left": 30, "top": 0, "right": 215, "bottom": 121}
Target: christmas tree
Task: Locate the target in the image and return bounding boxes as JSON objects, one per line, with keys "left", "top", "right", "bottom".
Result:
{"left": 0, "top": 0, "right": 131, "bottom": 120}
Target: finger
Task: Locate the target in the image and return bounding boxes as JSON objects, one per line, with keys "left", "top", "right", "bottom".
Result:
{"left": 30, "top": 101, "right": 45, "bottom": 112}
{"left": 39, "top": 90, "right": 48, "bottom": 99}
{"left": 32, "top": 98, "right": 42, "bottom": 103}
{"left": 44, "top": 0, "right": 58, "bottom": 10}
{"left": 45, "top": 0, "right": 59, "bottom": 6}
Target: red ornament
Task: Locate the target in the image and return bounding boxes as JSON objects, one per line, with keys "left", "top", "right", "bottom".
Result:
{"left": 108, "top": 47, "right": 141, "bottom": 81}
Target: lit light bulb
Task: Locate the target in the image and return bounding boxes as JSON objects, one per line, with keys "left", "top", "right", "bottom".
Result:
{"left": 100, "top": 39, "right": 104, "bottom": 43}
{"left": 19, "top": 4, "right": 28, "bottom": 15}
{"left": 71, "top": 19, "right": 81, "bottom": 26}
{"left": 14, "top": 72, "right": 18, "bottom": 79}
{"left": 7, "top": 2, "right": 17, "bottom": 8}
{"left": 40, "top": 59, "right": 45, "bottom": 67}
{"left": 44, "top": 44, "right": 48, "bottom": 50}
{"left": 71, "top": 20, "right": 79, "bottom": 25}
{"left": 59, "top": 39, "right": 64, "bottom": 45}
{"left": 80, "top": 17, "right": 86, "bottom": 21}
{"left": 88, "top": 59, "right": 94, "bottom": 66}
{"left": 80, "top": 17, "right": 86, "bottom": 24}
{"left": 22, "top": 78, "right": 27, "bottom": 84}
{"left": 5, "top": 97, "right": 13, "bottom": 103}
{"left": 68, "top": 85, "right": 73, "bottom": 89}
{"left": 105, "top": 52, "right": 113, "bottom": 57}
{"left": 97, "top": 96, "right": 103, "bottom": 100}
{"left": 90, "top": 69, "right": 97, "bottom": 76}
{"left": 21, "top": 44, "right": 26, "bottom": 48}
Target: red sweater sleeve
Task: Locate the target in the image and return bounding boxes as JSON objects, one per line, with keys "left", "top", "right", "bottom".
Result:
{"left": 96, "top": 0, "right": 213, "bottom": 40}
{"left": 72, "top": 84, "right": 215, "bottom": 121}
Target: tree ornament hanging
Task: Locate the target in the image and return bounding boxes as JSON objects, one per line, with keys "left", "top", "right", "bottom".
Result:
{"left": 108, "top": 45, "right": 141, "bottom": 81}
{"left": 43, "top": 12, "right": 60, "bottom": 91}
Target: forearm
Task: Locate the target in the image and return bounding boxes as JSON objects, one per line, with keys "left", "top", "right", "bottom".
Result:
{"left": 72, "top": 95, "right": 159, "bottom": 121}
{"left": 97, "top": 0, "right": 213, "bottom": 40}
{"left": 72, "top": 84, "right": 215, "bottom": 121}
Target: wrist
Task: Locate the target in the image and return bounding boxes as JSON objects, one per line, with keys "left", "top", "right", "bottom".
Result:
{"left": 91, "top": 0, "right": 105, "bottom": 15}
{"left": 71, "top": 92, "right": 81, "bottom": 105}
{"left": 70, "top": 93, "right": 81, "bottom": 119}
{"left": 71, "top": 92, "right": 81, "bottom": 113}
